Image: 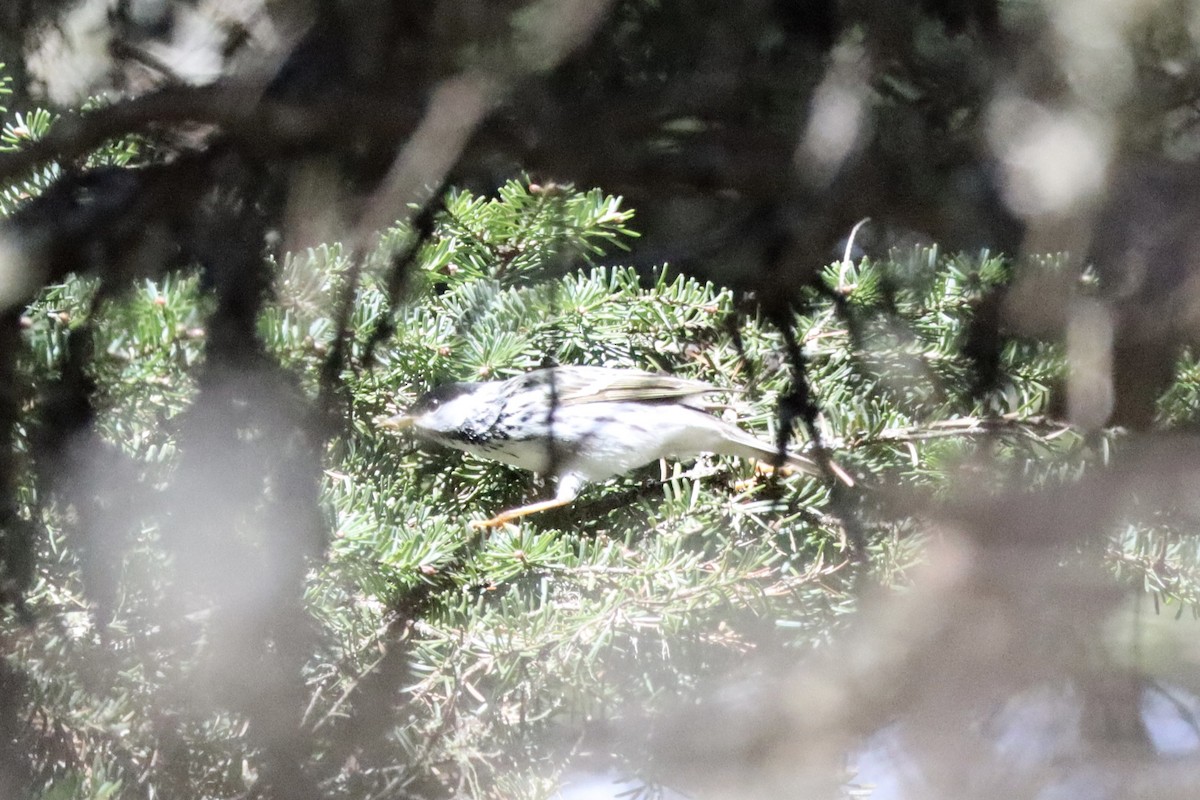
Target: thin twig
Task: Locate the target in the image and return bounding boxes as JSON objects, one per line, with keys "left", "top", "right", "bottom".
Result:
{"left": 855, "top": 415, "right": 1074, "bottom": 446}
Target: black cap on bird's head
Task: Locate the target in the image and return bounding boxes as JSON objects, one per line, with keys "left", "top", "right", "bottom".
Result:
{"left": 378, "top": 381, "right": 482, "bottom": 432}
{"left": 407, "top": 381, "right": 482, "bottom": 416}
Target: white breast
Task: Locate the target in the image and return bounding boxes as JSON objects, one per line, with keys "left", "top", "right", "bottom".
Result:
{"left": 463, "top": 402, "right": 729, "bottom": 482}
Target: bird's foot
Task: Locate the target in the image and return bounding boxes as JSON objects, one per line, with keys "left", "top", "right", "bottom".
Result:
{"left": 733, "top": 461, "right": 795, "bottom": 492}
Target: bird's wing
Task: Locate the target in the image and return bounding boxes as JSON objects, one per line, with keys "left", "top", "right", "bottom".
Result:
{"left": 545, "top": 366, "right": 723, "bottom": 406}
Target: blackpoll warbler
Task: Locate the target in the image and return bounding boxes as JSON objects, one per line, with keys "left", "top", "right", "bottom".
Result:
{"left": 381, "top": 365, "right": 848, "bottom": 527}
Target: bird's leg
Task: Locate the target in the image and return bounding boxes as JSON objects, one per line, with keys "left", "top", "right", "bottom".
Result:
{"left": 470, "top": 474, "right": 584, "bottom": 529}
{"left": 470, "top": 496, "right": 575, "bottom": 529}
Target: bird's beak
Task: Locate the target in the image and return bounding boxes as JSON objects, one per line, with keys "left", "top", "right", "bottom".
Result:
{"left": 378, "top": 413, "right": 416, "bottom": 430}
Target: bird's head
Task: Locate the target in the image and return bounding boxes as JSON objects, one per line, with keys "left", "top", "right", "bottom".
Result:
{"left": 379, "top": 381, "right": 487, "bottom": 438}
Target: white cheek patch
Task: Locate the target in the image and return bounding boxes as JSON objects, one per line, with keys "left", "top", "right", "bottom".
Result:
{"left": 432, "top": 394, "right": 478, "bottom": 427}
{"left": 419, "top": 391, "right": 493, "bottom": 435}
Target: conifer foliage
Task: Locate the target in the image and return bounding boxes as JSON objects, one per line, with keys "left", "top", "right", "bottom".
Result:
{"left": 2, "top": 63, "right": 1200, "bottom": 800}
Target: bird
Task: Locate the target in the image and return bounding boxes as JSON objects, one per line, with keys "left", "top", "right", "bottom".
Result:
{"left": 380, "top": 365, "right": 851, "bottom": 528}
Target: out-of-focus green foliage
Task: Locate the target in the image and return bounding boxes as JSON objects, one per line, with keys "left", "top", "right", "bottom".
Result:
{"left": 3, "top": 74, "right": 1198, "bottom": 800}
